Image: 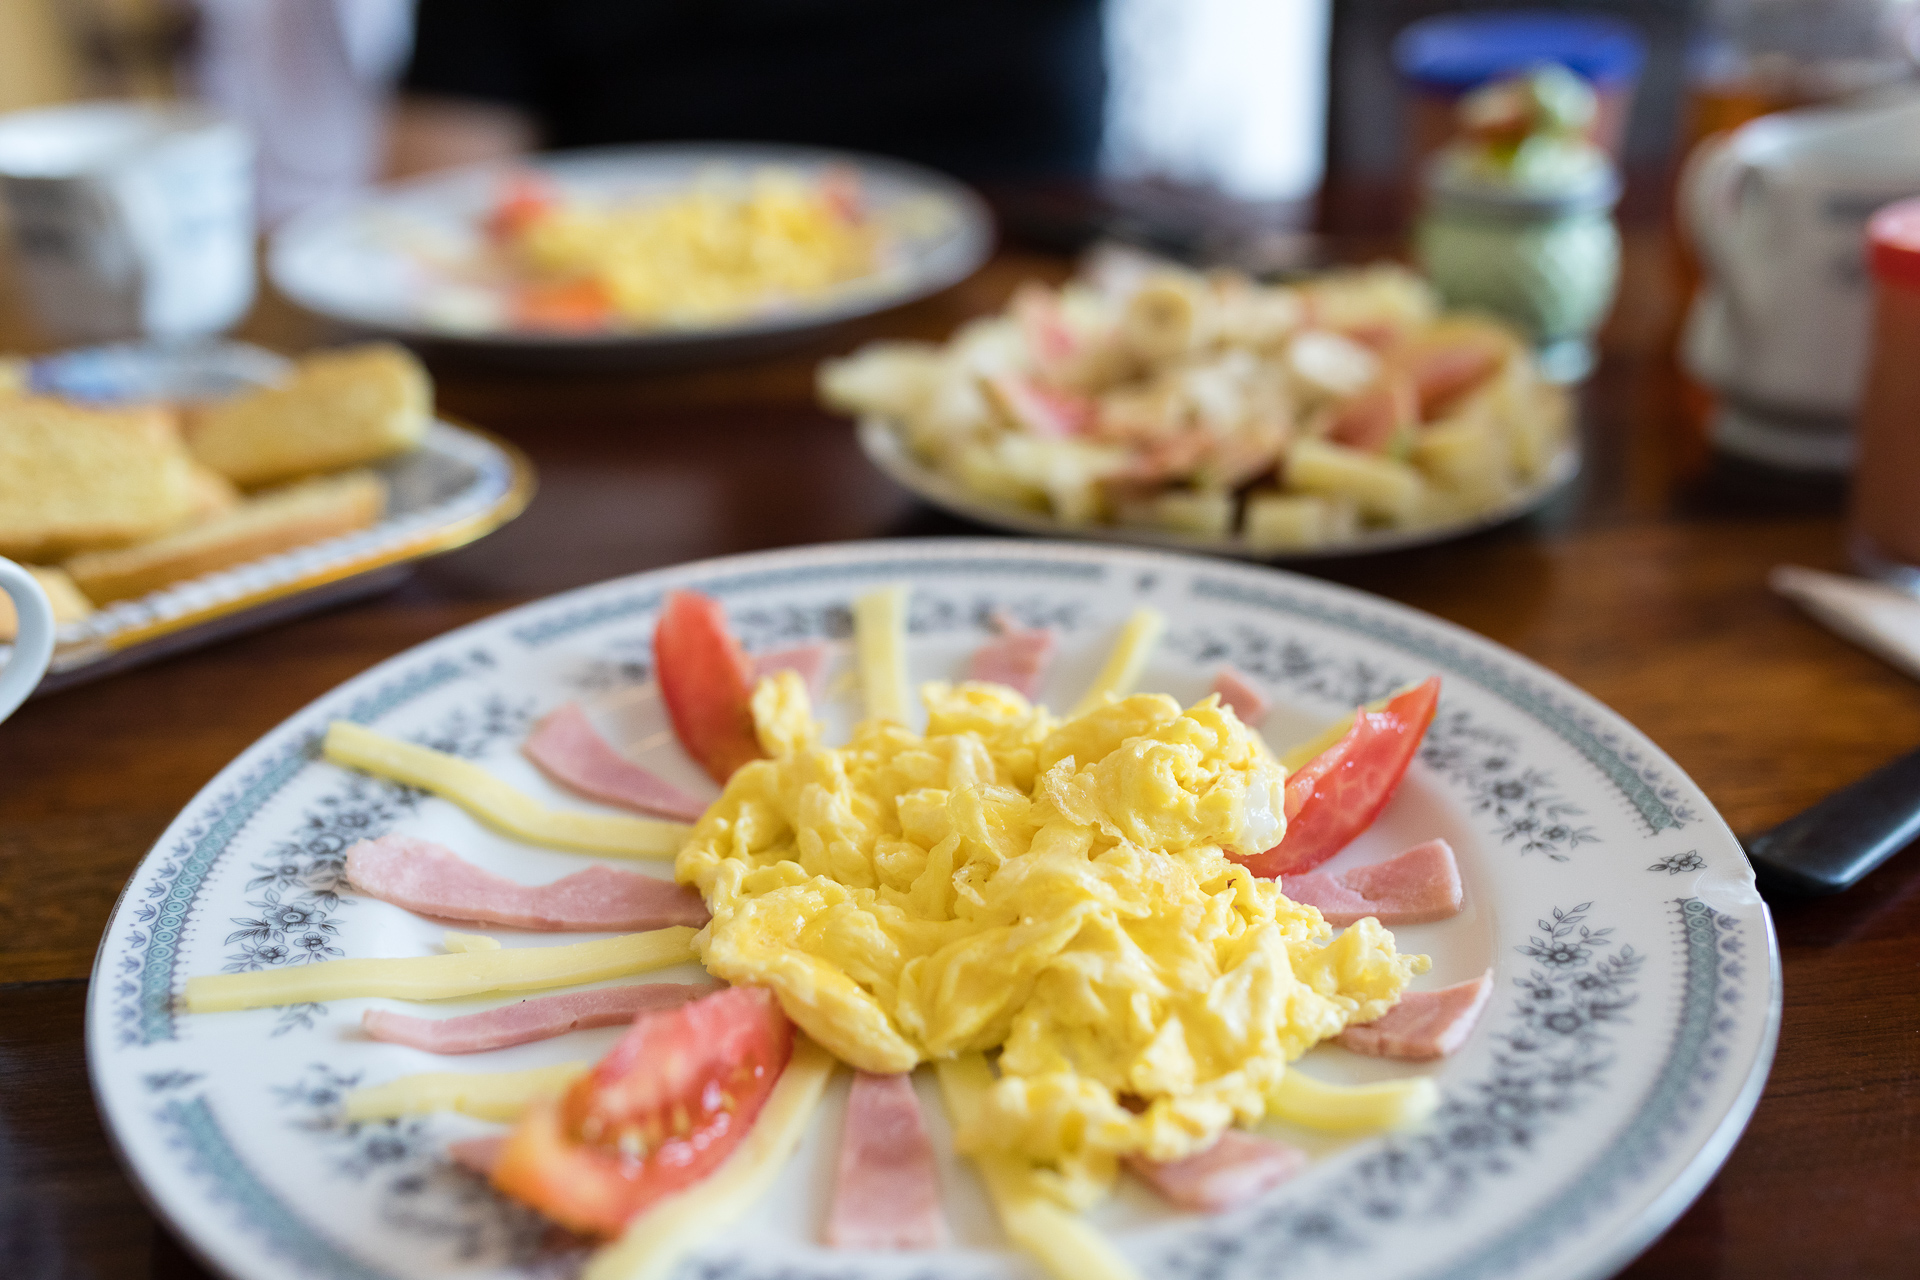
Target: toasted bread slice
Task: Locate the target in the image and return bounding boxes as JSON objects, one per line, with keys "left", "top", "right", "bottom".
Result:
{"left": 64, "top": 470, "right": 387, "bottom": 605}
{"left": 187, "top": 344, "right": 431, "bottom": 488}
{"left": 0, "top": 397, "right": 199, "bottom": 560}
{"left": 0, "top": 564, "right": 95, "bottom": 642}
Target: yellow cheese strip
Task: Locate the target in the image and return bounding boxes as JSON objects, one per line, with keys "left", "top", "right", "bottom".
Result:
{"left": 344, "top": 1061, "right": 587, "bottom": 1123}
{"left": 443, "top": 930, "right": 500, "bottom": 953}
{"left": 323, "top": 721, "right": 691, "bottom": 858}
{"left": 582, "top": 1037, "right": 836, "bottom": 1280}
{"left": 183, "top": 928, "right": 698, "bottom": 1013}
{"left": 1268, "top": 1068, "right": 1439, "bottom": 1133}
{"left": 1070, "top": 607, "right": 1167, "bottom": 716}
{"left": 852, "top": 585, "right": 911, "bottom": 724}
{"left": 934, "top": 1055, "right": 1143, "bottom": 1280}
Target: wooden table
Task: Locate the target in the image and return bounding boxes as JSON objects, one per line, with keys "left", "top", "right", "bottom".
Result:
{"left": 2, "top": 230, "right": 1917, "bottom": 1279}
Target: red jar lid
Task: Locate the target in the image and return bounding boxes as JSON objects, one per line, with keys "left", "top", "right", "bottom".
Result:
{"left": 1871, "top": 198, "right": 1920, "bottom": 293}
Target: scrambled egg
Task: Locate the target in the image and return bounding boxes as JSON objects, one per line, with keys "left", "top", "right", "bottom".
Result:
{"left": 516, "top": 170, "right": 876, "bottom": 325}
{"left": 677, "top": 677, "right": 1428, "bottom": 1204}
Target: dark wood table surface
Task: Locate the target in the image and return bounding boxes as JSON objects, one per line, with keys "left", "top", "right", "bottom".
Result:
{"left": 2, "top": 224, "right": 1917, "bottom": 1280}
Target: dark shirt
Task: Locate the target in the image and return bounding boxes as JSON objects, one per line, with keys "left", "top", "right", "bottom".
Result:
{"left": 405, "top": 0, "right": 1107, "bottom": 178}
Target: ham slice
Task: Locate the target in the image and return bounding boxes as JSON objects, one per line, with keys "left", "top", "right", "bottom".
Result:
{"left": 826, "top": 1072, "right": 949, "bottom": 1249}
{"left": 524, "top": 702, "right": 707, "bottom": 821}
{"left": 751, "top": 643, "right": 831, "bottom": 694}
{"left": 1281, "top": 838, "right": 1463, "bottom": 926}
{"left": 967, "top": 613, "right": 1056, "bottom": 699}
{"left": 364, "top": 982, "right": 714, "bottom": 1055}
{"left": 1208, "top": 666, "right": 1270, "bottom": 727}
{"left": 345, "top": 835, "right": 710, "bottom": 932}
{"left": 1339, "top": 970, "right": 1494, "bottom": 1061}
{"left": 449, "top": 1135, "right": 505, "bottom": 1177}
{"left": 1126, "top": 1130, "right": 1307, "bottom": 1213}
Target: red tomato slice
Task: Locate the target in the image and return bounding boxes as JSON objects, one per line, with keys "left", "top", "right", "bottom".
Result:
{"left": 510, "top": 278, "right": 613, "bottom": 331}
{"left": 1234, "top": 676, "right": 1441, "bottom": 880}
{"left": 654, "top": 590, "right": 764, "bottom": 785}
{"left": 492, "top": 986, "right": 794, "bottom": 1237}
{"left": 486, "top": 172, "right": 560, "bottom": 243}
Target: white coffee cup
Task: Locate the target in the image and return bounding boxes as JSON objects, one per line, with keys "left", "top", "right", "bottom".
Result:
{"left": 1680, "top": 91, "right": 1920, "bottom": 471}
{"left": 0, "top": 101, "right": 255, "bottom": 343}
{"left": 0, "top": 559, "right": 55, "bottom": 723}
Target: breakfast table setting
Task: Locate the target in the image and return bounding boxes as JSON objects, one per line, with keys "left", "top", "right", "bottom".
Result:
{"left": 3, "top": 103, "right": 1920, "bottom": 1280}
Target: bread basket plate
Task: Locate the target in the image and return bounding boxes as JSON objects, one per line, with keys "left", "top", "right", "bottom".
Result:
{"left": 267, "top": 142, "right": 994, "bottom": 367}
{"left": 9, "top": 340, "right": 534, "bottom": 693}
{"left": 87, "top": 538, "right": 1776, "bottom": 1280}
{"left": 859, "top": 417, "right": 1582, "bottom": 562}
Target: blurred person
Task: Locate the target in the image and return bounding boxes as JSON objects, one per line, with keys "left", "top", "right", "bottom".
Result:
{"left": 395, "top": 0, "right": 1107, "bottom": 180}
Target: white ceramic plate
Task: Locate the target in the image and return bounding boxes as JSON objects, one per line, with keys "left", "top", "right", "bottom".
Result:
{"left": 268, "top": 143, "right": 993, "bottom": 364}
{"left": 860, "top": 420, "right": 1582, "bottom": 562}
{"left": 87, "top": 539, "right": 1777, "bottom": 1280}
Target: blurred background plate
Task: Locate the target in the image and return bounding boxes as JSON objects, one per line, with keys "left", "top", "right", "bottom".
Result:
{"left": 10, "top": 340, "right": 535, "bottom": 693}
{"left": 267, "top": 142, "right": 995, "bottom": 368}
{"left": 858, "top": 415, "right": 1581, "bottom": 562}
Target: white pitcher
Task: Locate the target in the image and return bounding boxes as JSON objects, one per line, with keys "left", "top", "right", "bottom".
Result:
{"left": 1680, "top": 91, "right": 1920, "bottom": 470}
{"left": 0, "top": 560, "right": 55, "bottom": 723}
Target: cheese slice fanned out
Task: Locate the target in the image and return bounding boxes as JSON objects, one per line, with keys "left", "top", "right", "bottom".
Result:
{"left": 345, "top": 834, "right": 709, "bottom": 932}
{"left": 183, "top": 928, "right": 698, "bottom": 1013}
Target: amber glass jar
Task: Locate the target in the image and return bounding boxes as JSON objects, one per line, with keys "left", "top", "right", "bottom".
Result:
{"left": 1850, "top": 198, "right": 1920, "bottom": 589}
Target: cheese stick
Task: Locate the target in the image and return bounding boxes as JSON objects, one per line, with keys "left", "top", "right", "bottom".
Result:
{"left": 1267, "top": 1068, "right": 1439, "bottom": 1133}
{"left": 935, "top": 1054, "right": 1143, "bottom": 1280}
{"left": 323, "top": 721, "right": 692, "bottom": 858}
{"left": 852, "top": 585, "right": 911, "bottom": 724}
{"left": 345, "top": 1062, "right": 587, "bottom": 1122}
{"left": 1071, "top": 607, "right": 1166, "bottom": 716}
{"left": 183, "top": 928, "right": 697, "bottom": 1013}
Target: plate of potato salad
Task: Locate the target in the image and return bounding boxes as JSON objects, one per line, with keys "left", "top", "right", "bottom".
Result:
{"left": 89, "top": 540, "right": 1775, "bottom": 1280}
{"left": 823, "top": 263, "right": 1578, "bottom": 558}
{"left": 268, "top": 143, "right": 992, "bottom": 364}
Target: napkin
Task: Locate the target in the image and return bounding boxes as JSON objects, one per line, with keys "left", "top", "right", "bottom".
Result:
{"left": 1770, "top": 565, "right": 1920, "bottom": 683}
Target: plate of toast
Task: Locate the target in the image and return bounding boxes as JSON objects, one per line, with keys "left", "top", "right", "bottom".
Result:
{"left": 0, "top": 341, "right": 533, "bottom": 692}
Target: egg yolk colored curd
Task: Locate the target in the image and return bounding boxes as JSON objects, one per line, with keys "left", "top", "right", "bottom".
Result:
{"left": 676, "top": 674, "right": 1429, "bottom": 1206}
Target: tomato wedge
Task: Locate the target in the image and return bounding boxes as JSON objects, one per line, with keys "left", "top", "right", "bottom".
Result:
{"left": 491, "top": 986, "right": 793, "bottom": 1237}
{"left": 1234, "top": 676, "right": 1441, "bottom": 880}
{"left": 654, "top": 590, "right": 763, "bottom": 785}
{"left": 485, "top": 172, "right": 559, "bottom": 243}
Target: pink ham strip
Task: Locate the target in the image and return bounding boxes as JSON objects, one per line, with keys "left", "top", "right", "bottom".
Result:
{"left": 449, "top": 1135, "right": 505, "bottom": 1177}
{"left": 1339, "top": 970, "right": 1494, "bottom": 1061}
{"left": 345, "top": 835, "right": 710, "bottom": 932}
{"left": 366, "top": 982, "right": 714, "bottom": 1055}
{"left": 967, "top": 613, "right": 1057, "bottom": 699}
{"left": 751, "top": 643, "right": 831, "bottom": 695}
{"left": 524, "top": 702, "right": 708, "bottom": 822}
{"left": 825, "top": 1072, "right": 950, "bottom": 1249}
{"left": 1126, "top": 1131, "right": 1308, "bottom": 1213}
{"left": 1209, "top": 666, "right": 1270, "bottom": 727}
{"left": 1281, "top": 838, "right": 1464, "bottom": 926}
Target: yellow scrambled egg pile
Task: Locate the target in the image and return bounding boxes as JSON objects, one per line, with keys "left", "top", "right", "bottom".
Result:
{"left": 676, "top": 675, "right": 1428, "bottom": 1203}
{"left": 517, "top": 170, "right": 876, "bottom": 325}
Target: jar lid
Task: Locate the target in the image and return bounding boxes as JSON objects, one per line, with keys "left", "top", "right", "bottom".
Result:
{"left": 1870, "top": 198, "right": 1920, "bottom": 292}
{"left": 1393, "top": 11, "right": 1647, "bottom": 93}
